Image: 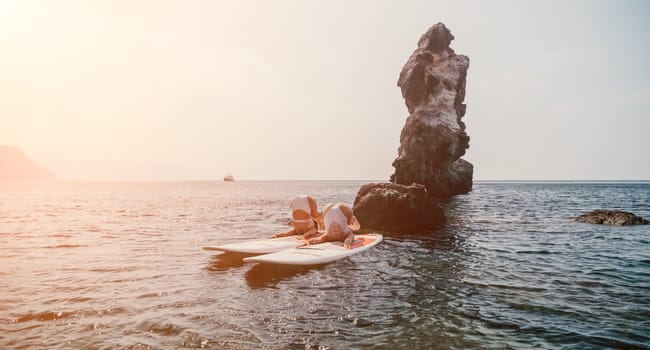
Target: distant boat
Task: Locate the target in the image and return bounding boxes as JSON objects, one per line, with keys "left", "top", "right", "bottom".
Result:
{"left": 223, "top": 173, "right": 235, "bottom": 182}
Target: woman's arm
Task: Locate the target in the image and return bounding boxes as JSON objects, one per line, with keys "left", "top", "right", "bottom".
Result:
{"left": 271, "top": 227, "right": 296, "bottom": 238}
{"left": 306, "top": 234, "right": 328, "bottom": 245}
{"left": 343, "top": 231, "right": 355, "bottom": 249}
{"left": 339, "top": 204, "right": 360, "bottom": 231}
{"left": 307, "top": 196, "right": 320, "bottom": 217}
{"left": 308, "top": 197, "right": 325, "bottom": 231}
{"left": 348, "top": 215, "right": 360, "bottom": 232}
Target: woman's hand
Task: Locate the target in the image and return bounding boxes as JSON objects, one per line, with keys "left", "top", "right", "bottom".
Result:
{"left": 343, "top": 233, "right": 354, "bottom": 249}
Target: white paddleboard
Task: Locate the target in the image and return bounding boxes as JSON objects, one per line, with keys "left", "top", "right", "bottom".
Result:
{"left": 202, "top": 235, "right": 306, "bottom": 254}
{"left": 243, "top": 233, "right": 383, "bottom": 265}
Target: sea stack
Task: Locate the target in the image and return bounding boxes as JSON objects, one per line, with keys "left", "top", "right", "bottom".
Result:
{"left": 353, "top": 23, "right": 471, "bottom": 234}
{"left": 391, "top": 23, "right": 473, "bottom": 198}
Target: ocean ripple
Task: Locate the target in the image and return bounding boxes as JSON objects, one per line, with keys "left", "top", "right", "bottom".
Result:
{"left": 1, "top": 181, "right": 649, "bottom": 349}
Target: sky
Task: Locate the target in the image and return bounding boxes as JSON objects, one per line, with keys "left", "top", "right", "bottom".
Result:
{"left": 1, "top": 0, "right": 649, "bottom": 181}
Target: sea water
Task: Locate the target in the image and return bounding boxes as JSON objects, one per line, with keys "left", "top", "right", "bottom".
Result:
{"left": 1, "top": 181, "right": 649, "bottom": 349}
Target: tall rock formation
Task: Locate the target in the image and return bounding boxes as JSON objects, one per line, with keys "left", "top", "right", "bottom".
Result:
{"left": 390, "top": 23, "right": 473, "bottom": 198}
{"left": 0, "top": 145, "right": 55, "bottom": 180}
{"left": 353, "top": 23, "right": 472, "bottom": 234}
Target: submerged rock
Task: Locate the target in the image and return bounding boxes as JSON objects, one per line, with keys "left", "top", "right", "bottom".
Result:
{"left": 574, "top": 210, "right": 649, "bottom": 226}
{"left": 353, "top": 182, "right": 445, "bottom": 234}
{"left": 390, "top": 23, "right": 473, "bottom": 198}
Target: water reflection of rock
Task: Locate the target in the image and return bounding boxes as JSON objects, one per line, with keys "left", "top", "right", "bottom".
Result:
{"left": 245, "top": 263, "right": 326, "bottom": 289}
{"left": 370, "top": 231, "right": 481, "bottom": 348}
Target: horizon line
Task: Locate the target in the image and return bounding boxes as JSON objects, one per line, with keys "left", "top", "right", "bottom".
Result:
{"left": 4, "top": 179, "right": 650, "bottom": 183}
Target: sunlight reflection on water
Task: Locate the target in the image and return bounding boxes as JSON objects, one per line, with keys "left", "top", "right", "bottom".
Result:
{"left": 1, "top": 181, "right": 649, "bottom": 349}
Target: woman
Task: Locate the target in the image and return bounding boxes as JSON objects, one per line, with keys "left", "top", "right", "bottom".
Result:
{"left": 271, "top": 195, "right": 322, "bottom": 239}
{"left": 304, "top": 203, "right": 359, "bottom": 249}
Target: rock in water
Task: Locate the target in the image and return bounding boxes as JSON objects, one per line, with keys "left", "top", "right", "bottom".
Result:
{"left": 390, "top": 23, "right": 473, "bottom": 198}
{"left": 353, "top": 182, "right": 445, "bottom": 234}
{"left": 574, "top": 210, "right": 649, "bottom": 226}
{"left": 352, "top": 23, "right": 473, "bottom": 234}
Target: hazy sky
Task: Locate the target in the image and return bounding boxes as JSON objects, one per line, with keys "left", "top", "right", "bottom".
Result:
{"left": 2, "top": 0, "right": 649, "bottom": 180}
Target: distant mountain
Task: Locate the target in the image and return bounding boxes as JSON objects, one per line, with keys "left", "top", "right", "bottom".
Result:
{"left": 0, "top": 145, "right": 55, "bottom": 180}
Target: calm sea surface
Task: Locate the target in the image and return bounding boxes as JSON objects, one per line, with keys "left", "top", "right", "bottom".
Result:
{"left": 1, "top": 181, "right": 649, "bottom": 349}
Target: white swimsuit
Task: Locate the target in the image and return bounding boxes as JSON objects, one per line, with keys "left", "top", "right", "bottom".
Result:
{"left": 324, "top": 205, "right": 350, "bottom": 233}
{"left": 290, "top": 195, "right": 312, "bottom": 223}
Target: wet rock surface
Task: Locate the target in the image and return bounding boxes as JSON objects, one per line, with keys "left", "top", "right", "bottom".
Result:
{"left": 353, "top": 23, "right": 474, "bottom": 234}
{"left": 390, "top": 23, "right": 473, "bottom": 198}
{"left": 353, "top": 182, "right": 445, "bottom": 234}
{"left": 574, "top": 209, "right": 649, "bottom": 226}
